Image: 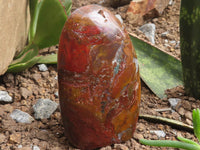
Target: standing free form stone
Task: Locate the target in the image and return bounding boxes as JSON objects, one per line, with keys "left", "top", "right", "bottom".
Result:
{"left": 58, "top": 4, "right": 141, "bottom": 150}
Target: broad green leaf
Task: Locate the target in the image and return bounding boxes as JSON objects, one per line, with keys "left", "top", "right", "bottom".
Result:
{"left": 139, "top": 139, "right": 200, "bottom": 150}
{"left": 11, "top": 44, "right": 39, "bottom": 66}
{"left": 180, "top": 0, "right": 200, "bottom": 99}
{"left": 7, "top": 57, "right": 42, "bottom": 73}
{"left": 60, "top": 0, "right": 72, "bottom": 16}
{"left": 37, "top": 54, "right": 57, "bottom": 64}
{"left": 33, "top": 0, "right": 68, "bottom": 49}
{"left": 193, "top": 109, "right": 200, "bottom": 142}
{"left": 177, "top": 136, "right": 200, "bottom": 146}
{"left": 129, "top": 34, "right": 183, "bottom": 98}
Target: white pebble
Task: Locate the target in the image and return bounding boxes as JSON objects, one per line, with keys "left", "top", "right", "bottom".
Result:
{"left": 0, "top": 91, "right": 12, "bottom": 103}
{"left": 150, "top": 130, "right": 166, "bottom": 138}
{"left": 38, "top": 64, "right": 48, "bottom": 72}
{"left": 139, "top": 23, "right": 156, "bottom": 44}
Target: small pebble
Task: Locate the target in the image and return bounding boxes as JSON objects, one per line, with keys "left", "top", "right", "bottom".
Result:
{"left": 178, "top": 107, "right": 185, "bottom": 116}
{"left": 169, "top": 0, "right": 174, "bottom": 5}
{"left": 33, "top": 99, "right": 58, "bottom": 119}
{"left": 19, "top": 87, "right": 32, "bottom": 99}
{"left": 150, "top": 130, "right": 166, "bottom": 138}
{"left": 139, "top": 23, "right": 156, "bottom": 44}
{"left": 33, "top": 145, "right": 41, "bottom": 150}
{"left": 54, "top": 91, "right": 59, "bottom": 98}
{"left": 0, "top": 133, "right": 6, "bottom": 144}
{"left": 168, "top": 98, "right": 181, "bottom": 109}
{"left": 186, "top": 118, "right": 193, "bottom": 125}
{"left": 161, "top": 31, "right": 169, "bottom": 37}
{"left": 185, "top": 111, "right": 192, "bottom": 120}
{"left": 0, "top": 91, "right": 12, "bottom": 103}
{"left": 170, "top": 40, "right": 176, "bottom": 44}
{"left": 114, "top": 144, "right": 129, "bottom": 150}
{"left": 133, "top": 132, "right": 144, "bottom": 140}
{"left": 9, "top": 133, "right": 21, "bottom": 144}
{"left": 38, "top": 64, "right": 48, "bottom": 72}
{"left": 99, "top": 146, "right": 112, "bottom": 150}
{"left": 18, "top": 145, "right": 23, "bottom": 148}
{"left": 164, "top": 43, "right": 170, "bottom": 47}
{"left": 10, "top": 109, "right": 34, "bottom": 124}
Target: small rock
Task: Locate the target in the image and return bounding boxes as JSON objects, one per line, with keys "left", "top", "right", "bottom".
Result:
{"left": 17, "top": 146, "right": 32, "bottom": 150}
{"left": 100, "top": 146, "right": 112, "bottom": 150}
{"left": 54, "top": 91, "right": 59, "bottom": 98}
{"left": 172, "top": 111, "right": 181, "bottom": 121}
{"left": 0, "top": 86, "right": 6, "bottom": 91}
{"left": 32, "top": 74, "right": 42, "bottom": 84}
{"left": 38, "top": 64, "right": 48, "bottom": 72}
{"left": 18, "top": 145, "right": 23, "bottom": 148}
{"left": 139, "top": 23, "right": 156, "bottom": 44}
{"left": 0, "top": 91, "right": 12, "bottom": 103}
{"left": 9, "top": 133, "right": 21, "bottom": 144}
{"left": 38, "top": 141, "right": 49, "bottom": 150}
{"left": 175, "top": 41, "right": 180, "bottom": 49}
{"left": 114, "top": 144, "right": 129, "bottom": 150}
{"left": 168, "top": 98, "right": 181, "bottom": 109}
{"left": 41, "top": 71, "right": 49, "bottom": 78}
{"left": 32, "top": 145, "right": 40, "bottom": 150}
{"left": 33, "top": 99, "right": 58, "bottom": 119}
{"left": 166, "top": 34, "right": 174, "bottom": 40}
{"left": 133, "top": 133, "right": 144, "bottom": 140}
{"left": 164, "top": 43, "right": 170, "bottom": 47}
{"left": 170, "top": 40, "right": 176, "bottom": 44}
{"left": 3, "top": 73, "right": 14, "bottom": 87}
{"left": 185, "top": 111, "right": 192, "bottom": 120}
{"left": 178, "top": 107, "right": 185, "bottom": 116}
{"left": 186, "top": 119, "right": 193, "bottom": 126}
{"left": 150, "top": 130, "right": 166, "bottom": 138}
{"left": 10, "top": 109, "right": 34, "bottom": 123}
{"left": 115, "top": 14, "right": 123, "bottom": 24}
{"left": 2, "top": 104, "right": 14, "bottom": 113}
{"left": 19, "top": 87, "right": 32, "bottom": 99}
{"left": 36, "top": 130, "right": 49, "bottom": 141}
{"left": 169, "top": 0, "right": 174, "bottom": 5}
{"left": 0, "top": 133, "right": 6, "bottom": 144}
{"left": 54, "top": 76, "right": 58, "bottom": 80}
{"left": 161, "top": 31, "right": 169, "bottom": 37}
{"left": 182, "top": 100, "right": 191, "bottom": 110}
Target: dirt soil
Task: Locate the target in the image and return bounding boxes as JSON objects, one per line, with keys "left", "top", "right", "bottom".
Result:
{"left": 1, "top": 0, "right": 200, "bottom": 150}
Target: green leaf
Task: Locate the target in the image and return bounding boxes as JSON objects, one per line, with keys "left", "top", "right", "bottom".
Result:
{"left": 177, "top": 136, "right": 200, "bottom": 146}
{"left": 180, "top": 0, "right": 200, "bottom": 99}
{"left": 37, "top": 54, "right": 57, "bottom": 64}
{"left": 29, "top": 0, "right": 41, "bottom": 42}
{"left": 11, "top": 44, "right": 39, "bottom": 66}
{"left": 129, "top": 34, "right": 183, "bottom": 98}
{"left": 59, "top": 0, "right": 72, "bottom": 16}
{"left": 7, "top": 56, "right": 42, "bottom": 73}
{"left": 139, "top": 139, "right": 200, "bottom": 150}
{"left": 193, "top": 109, "right": 200, "bottom": 142}
{"left": 33, "top": 0, "right": 68, "bottom": 49}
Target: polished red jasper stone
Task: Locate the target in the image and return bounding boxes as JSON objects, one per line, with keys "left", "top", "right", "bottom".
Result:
{"left": 58, "top": 4, "right": 141, "bottom": 150}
